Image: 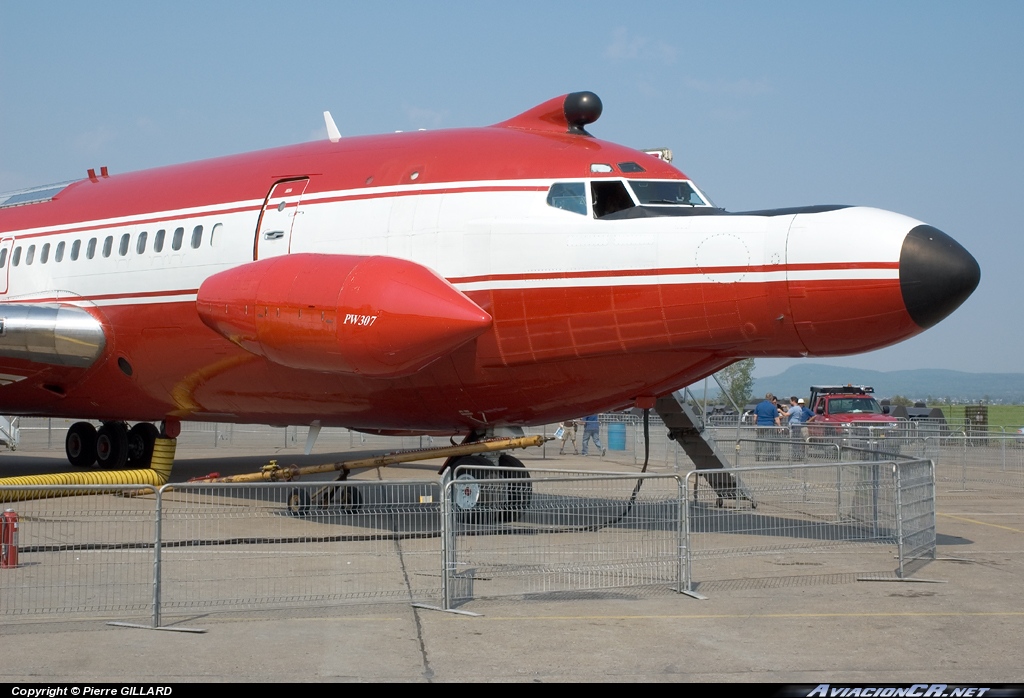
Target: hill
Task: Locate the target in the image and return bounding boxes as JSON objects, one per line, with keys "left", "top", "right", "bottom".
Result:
{"left": 752, "top": 364, "right": 1024, "bottom": 403}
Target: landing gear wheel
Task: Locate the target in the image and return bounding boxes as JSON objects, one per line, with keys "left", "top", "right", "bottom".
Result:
{"left": 287, "top": 488, "right": 310, "bottom": 516}
{"left": 451, "top": 455, "right": 495, "bottom": 525}
{"left": 126, "top": 423, "right": 159, "bottom": 467}
{"left": 325, "top": 485, "right": 363, "bottom": 512}
{"left": 95, "top": 422, "right": 129, "bottom": 470}
{"left": 449, "top": 454, "right": 532, "bottom": 524}
{"left": 497, "top": 453, "right": 532, "bottom": 522}
{"left": 66, "top": 422, "right": 98, "bottom": 468}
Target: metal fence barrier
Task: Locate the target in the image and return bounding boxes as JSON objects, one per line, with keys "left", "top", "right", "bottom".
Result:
{"left": 909, "top": 435, "right": 1024, "bottom": 491}
{"left": 442, "top": 469, "right": 683, "bottom": 608}
{"left": 895, "top": 459, "right": 937, "bottom": 578}
{"left": 1, "top": 458, "right": 940, "bottom": 620}
{"left": 0, "top": 485, "right": 158, "bottom": 622}
{"left": 154, "top": 481, "right": 444, "bottom": 625}
{"left": 681, "top": 459, "right": 936, "bottom": 593}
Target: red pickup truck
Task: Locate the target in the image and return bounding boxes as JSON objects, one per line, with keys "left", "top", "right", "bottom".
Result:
{"left": 807, "top": 386, "right": 900, "bottom": 446}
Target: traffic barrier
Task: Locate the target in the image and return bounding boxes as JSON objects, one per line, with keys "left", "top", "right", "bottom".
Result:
{"left": 680, "top": 459, "right": 936, "bottom": 594}
{"left": 0, "top": 459, "right": 942, "bottom": 619}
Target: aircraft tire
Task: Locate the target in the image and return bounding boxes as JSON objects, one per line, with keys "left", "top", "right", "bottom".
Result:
{"left": 287, "top": 488, "right": 310, "bottom": 516}
{"left": 127, "top": 422, "right": 159, "bottom": 467}
{"left": 66, "top": 422, "right": 98, "bottom": 468}
{"left": 497, "top": 453, "right": 532, "bottom": 522}
{"left": 450, "top": 455, "right": 497, "bottom": 525}
{"left": 95, "top": 422, "right": 129, "bottom": 470}
{"left": 327, "top": 484, "right": 362, "bottom": 513}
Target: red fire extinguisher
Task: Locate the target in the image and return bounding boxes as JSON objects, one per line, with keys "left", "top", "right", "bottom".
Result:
{"left": 1, "top": 509, "right": 19, "bottom": 569}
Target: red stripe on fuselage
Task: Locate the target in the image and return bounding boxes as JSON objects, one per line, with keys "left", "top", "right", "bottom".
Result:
{"left": 5, "top": 204, "right": 261, "bottom": 241}
{"left": 449, "top": 261, "right": 900, "bottom": 285}
{"left": 0, "top": 258, "right": 898, "bottom": 307}
{"left": 307, "top": 184, "right": 549, "bottom": 207}
{"left": 3, "top": 288, "right": 200, "bottom": 304}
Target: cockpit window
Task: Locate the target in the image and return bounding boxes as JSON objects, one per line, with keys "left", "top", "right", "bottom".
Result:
{"left": 546, "top": 182, "right": 587, "bottom": 216}
{"left": 592, "top": 180, "right": 636, "bottom": 218}
{"left": 628, "top": 180, "right": 709, "bottom": 207}
{"left": 618, "top": 162, "right": 646, "bottom": 173}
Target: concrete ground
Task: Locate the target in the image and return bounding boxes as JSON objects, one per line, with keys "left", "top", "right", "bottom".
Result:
{"left": 0, "top": 441, "right": 1021, "bottom": 683}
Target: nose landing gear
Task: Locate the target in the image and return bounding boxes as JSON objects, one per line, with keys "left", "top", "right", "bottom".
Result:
{"left": 449, "top": 452, "right": 532, "bottom": 524}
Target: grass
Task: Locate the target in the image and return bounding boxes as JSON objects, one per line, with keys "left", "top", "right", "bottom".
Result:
{"left": 934, "top": 404, "right": 1024, "bottom": 432}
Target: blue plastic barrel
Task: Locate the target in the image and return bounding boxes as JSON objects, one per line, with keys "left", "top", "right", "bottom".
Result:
{"left": 607, "top": 422, "right": 626, "bottom": 451}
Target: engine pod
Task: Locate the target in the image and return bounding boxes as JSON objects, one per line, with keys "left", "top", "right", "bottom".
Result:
{"left": 196, "top": 254, "right": 492, "bottom": 377}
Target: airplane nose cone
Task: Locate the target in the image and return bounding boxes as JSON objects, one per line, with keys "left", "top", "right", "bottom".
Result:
{"left": 900, "top": 225, "right": 980, "bottom": 329}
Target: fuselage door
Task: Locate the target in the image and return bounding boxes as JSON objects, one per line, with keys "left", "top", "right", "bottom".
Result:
{"left": 254, "top": 178, "right": 310, "bottom": 260}
{"left": 0, "top": 238, "right": 13, "bottom": 295}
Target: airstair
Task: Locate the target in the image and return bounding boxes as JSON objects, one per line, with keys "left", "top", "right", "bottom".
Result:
{"left": 654, "top": 390, "right": 754, "bottom": 507}
{"left": 0, "top": 416, "right": 19, "bottom": 451}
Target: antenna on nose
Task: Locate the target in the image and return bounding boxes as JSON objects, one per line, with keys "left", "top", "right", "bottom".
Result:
{"left": 564, "top": 92, "right": 603, "bottom": 136}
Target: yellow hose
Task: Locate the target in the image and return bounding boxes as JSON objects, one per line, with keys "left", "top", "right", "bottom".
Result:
{"left": 0, "top": 438, "right": 176, "bottom": 502}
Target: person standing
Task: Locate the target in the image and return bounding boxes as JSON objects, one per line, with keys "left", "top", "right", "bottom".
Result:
{"left": 788, "top": 396, "right": 805, "bottom": 460}
{"left": 581, "top": 414, "right": 606, "bottom": 457}
{"left": 559, "top": 419, "right": 580, "bottom": 455}
{"left": 754, "top": 393, "right": 780, "bottom": 460}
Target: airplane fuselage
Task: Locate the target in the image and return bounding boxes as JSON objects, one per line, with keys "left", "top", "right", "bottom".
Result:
{"left": 0, "top": 94, "right": 979, "bottom": 434}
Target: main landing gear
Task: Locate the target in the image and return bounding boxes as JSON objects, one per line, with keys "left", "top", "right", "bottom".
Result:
{"left": 444, "top": 429, "right": 533, "bottom": 524}
{"left": 66, "top": 421, "right": 162, "bottom": 469}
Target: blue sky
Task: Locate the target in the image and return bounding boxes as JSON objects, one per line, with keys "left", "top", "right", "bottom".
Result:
{"left": 2, "top": 1, "right": 1021, "bottom": 377}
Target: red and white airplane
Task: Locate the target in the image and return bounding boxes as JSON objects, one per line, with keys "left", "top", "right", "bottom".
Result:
{"left": 0, "top": 92, "right": 980, "bottom": 470}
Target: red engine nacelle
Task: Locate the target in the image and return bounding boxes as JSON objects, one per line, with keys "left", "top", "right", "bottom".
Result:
{"left": 196, "top": 254, "right": 492, "bottom": 378}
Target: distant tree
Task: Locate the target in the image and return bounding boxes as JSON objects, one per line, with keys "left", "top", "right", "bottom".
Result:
{"left": 714, "top": 359, "right": 755, "bottom": 408}
{"left": 890, "top": 395, "right": 914, "bottom": 407}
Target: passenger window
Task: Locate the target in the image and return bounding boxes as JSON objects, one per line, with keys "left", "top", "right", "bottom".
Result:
{"left": 191, "top": 225, "right": 203, "bottom": 249}
{"left": 102, "top": 236, "right": 113, "bottom": 258}
{"left": 0, "top": 249, "right": 6, "bottom": 268}
{"left": 546, "top": 183, "right": 587, "bottom": 216}
{"left": 71, "top": 240, "right": 81, "bottom": 261}
{"left": 26, "top": 245, "right": 35, "bottom": 265}
{"left": 137, "top": 231, "right": 148, "bottom": 254}
{"left": 210, "top": 222, "right": 222, "bottom": 245}
{"left": 591, "top": 181, "right": 636, "bottom": 218}
{"left": 154, "top": 229, "right": 165, "bottom": 253}
{"left": 40, "top": 243, "right": 50, "bottom": 264}
{"left": 119, "top": 233, "right": 130, "bottom": 256}
{"left": 12, "top": 247, "right": 21, "bottom": 266}
{"left": 86, "top": 238, "right": 97, "bottom": 259}
{"left": 172, "top": 227, "right": 184, "bottom": 251}
{"left": 55, "top": 241, "right": 65, "bottom": 262}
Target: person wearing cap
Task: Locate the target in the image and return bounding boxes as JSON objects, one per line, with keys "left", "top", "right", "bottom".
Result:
{"left": 799, "top": 398, "right": 813, "bottom": 425}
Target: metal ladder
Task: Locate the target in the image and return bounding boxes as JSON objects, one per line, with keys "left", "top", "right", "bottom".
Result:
{"left": 654, "top": 390, "right": 754, "bottom": 507}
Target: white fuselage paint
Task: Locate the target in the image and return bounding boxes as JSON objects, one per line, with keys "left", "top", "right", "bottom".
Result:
{"left": 0, "top": 180, "right": 912, "bottom": 307}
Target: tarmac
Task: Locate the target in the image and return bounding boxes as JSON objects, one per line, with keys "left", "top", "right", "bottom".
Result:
{"left": 0, "top": 440, "right": 1022, "bottom": 684}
